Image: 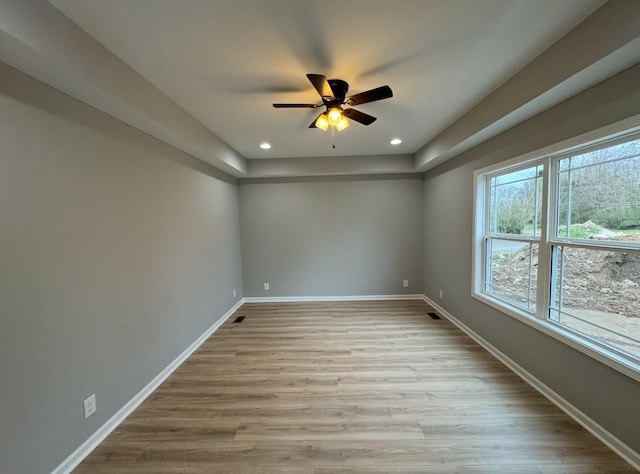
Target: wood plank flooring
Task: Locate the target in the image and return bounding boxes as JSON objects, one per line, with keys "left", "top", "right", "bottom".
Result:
{"left": 74, "top": 300, "right": 636, "bottom": 473}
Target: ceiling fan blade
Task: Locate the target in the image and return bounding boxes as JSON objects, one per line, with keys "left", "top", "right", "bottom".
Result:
{"left": 307, "top": 73, "right": 334, "bottom": 100}
{"left": 345, "top": 85, "right": 393, "bottom": 106}
{"left": 273, "top": 103, "right": 320, "bottom": 108}
{"left": 343, "top": 108, "right": 377, "bottom": 125}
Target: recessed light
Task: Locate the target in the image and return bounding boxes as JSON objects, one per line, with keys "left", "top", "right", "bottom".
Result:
{"left": 260, "top": 142, "right": 271, "bottom": 150}
{"left": 390, "top": 138, "right": 402, "bottom": 145}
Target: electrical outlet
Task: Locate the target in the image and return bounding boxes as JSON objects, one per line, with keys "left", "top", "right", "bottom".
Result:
{"left": 439, "top": 289, "right": 443, "bottom": 299}
{"left": 264, "top": 282, "right": 270, "bottom": 291}
{"left": 83, "top": 394, "right": 96, "bottom": 419}
{"left": 402, "top": 279, "right": 409, "bottom": 288}
{"left": 232, "top": 289, "right": 236, "bottom": 298}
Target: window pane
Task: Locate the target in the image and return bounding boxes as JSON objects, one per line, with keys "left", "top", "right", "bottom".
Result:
{"left": 486, "top": 239, "right": 538, "bottom": 312}
{"left": 550, "top": 246, "right": 640, "bottom": 359}
{"left": 560, "top": 138, "right": 640, "bottom": 171}
{"left": 557, "top": 139, "right": 640, "bottom": 240}
{"left": 489, "top": 165, "right": 543, "bottom": 236}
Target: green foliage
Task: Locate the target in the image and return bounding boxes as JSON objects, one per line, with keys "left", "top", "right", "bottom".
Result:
{"left": 496, "top": 203, "right": 528, "bottom": 234}
{"left": 620, "top": 219, "right": 640, "bottom": 230}
{"left": 592, "top": 212, "right": 624, "bottom": 230}
{"left": 592, "top": 209, "right": 640, "bottom": 230}
{"left": 557, "top": 222, "right": 601, "bottom": 239}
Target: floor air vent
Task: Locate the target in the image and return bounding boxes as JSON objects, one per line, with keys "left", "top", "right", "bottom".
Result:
{"left": 233, "top": 316, "right": 246, "bottom": 324}
{"left": 427, "top": 312, "right": 442, "bottom": 320}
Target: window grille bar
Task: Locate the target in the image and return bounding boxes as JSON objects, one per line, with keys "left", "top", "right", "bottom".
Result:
{"left": 486, "top": 283, "right": 536, "bottom": 305}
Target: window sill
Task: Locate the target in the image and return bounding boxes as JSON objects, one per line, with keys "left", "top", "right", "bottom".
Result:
{"left": 471, "top": 291, "right": 640, "bottom": 383}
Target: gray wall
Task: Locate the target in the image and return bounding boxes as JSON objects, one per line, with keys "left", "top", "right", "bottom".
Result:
{"left": 423, "top": 63, "right": 640, "bottom": 453}
{"left": 240, "top": 176, "right": 424, "bottom": 297}
{"left": 0, "top": 63, "right": 243, "bottom": 473}
{"left": 3, "top": 48, "right": 639, "bottom": 473}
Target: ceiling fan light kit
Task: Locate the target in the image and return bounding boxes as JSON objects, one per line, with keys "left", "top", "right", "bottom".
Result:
{"left": 336, "top": 116, "right": 350, "bottom": 131}
{"left": 314, "top": 113, "right": 330, "bottom": 131}
{"left": 327, "top": 107, "right": 342, "bottom": 126}
{"left": 273, "top": 73, "right": 393, "bottom": 132}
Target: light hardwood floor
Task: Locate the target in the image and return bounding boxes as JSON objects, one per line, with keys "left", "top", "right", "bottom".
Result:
{"left": 74, "top": 300, "right": 636, "bottom": 473}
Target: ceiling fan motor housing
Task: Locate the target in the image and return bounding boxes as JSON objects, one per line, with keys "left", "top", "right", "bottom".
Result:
{"left": 327, "top": 79, "right": 349, "bottom": 102}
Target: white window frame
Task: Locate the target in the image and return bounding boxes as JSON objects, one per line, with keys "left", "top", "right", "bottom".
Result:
{"left": 472, "top": 116, "right": 640, "bottom": 382}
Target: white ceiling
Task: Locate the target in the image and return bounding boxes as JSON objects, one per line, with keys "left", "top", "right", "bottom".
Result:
{"left": 50, "top": 0, "right": 603, "bottom": 160}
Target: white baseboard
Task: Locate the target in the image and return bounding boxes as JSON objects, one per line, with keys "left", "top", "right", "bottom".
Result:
{"left": 423, "top": 295, "right": 640, "bottom": 471}
{"left": 243, "top": 293, "right": 425, "bottom": 303}
{"left": 51, "top": 299, "right": 244, "bottom": 474}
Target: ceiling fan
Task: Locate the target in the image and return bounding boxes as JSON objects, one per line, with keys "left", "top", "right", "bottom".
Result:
{"left": 273, "top": 74, "right": 393, "bottom": 131}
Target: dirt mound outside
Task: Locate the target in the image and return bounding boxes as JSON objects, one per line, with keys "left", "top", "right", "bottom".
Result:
{"left": 491, "top": 231, "right": 639, "bottom": 317}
